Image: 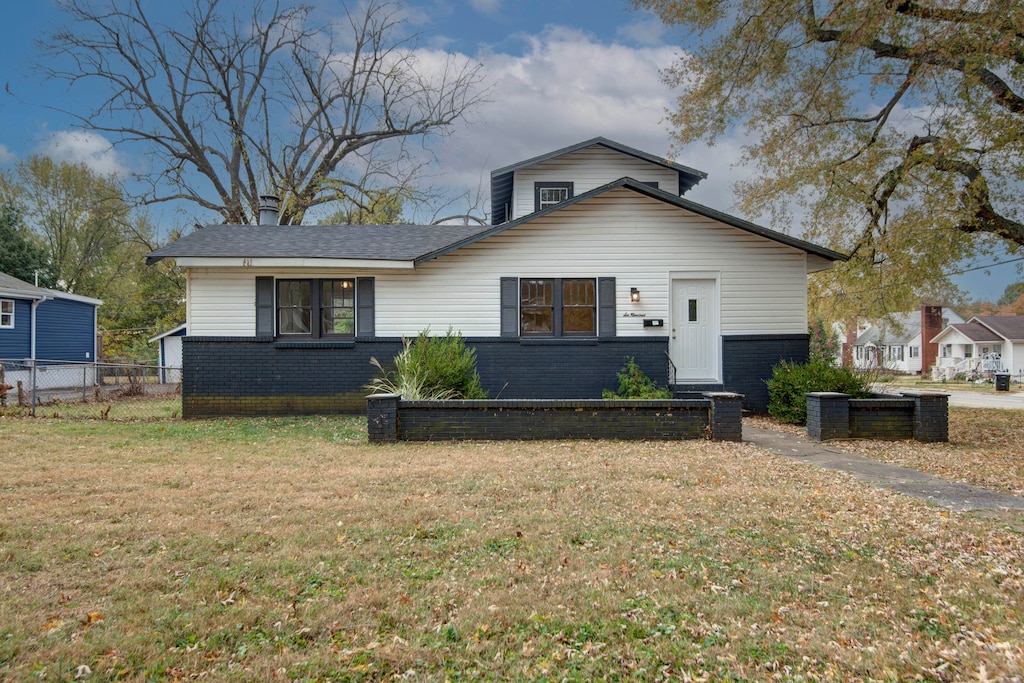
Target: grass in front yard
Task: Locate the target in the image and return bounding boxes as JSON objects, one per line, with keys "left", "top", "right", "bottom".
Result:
{"left": 1, "top": 416, "right": 1022, "bottom": 681}
{"left": 0, "top": 395, "right": 182, "bottom": 421}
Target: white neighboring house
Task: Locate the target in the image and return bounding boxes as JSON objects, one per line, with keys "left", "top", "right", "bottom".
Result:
{"left": 851, "top": 309, "right": 963, "bottom": 374}
{"left": 148, "top": 324, "right": 185, "bottom": 383}
{"left": 931, "top": 316, "right": 1024, "bottom": 378}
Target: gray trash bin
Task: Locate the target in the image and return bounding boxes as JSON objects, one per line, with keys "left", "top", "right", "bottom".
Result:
{"left": 995, "top": 373, "right": 1010, "bottom": 391}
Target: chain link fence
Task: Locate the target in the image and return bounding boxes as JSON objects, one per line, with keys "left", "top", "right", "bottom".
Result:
{"left": 0, "top": 358, "right": 181, "bottom": 420}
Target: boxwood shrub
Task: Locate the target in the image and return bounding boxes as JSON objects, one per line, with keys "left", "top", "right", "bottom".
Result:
{"left": 766, "top": 360, "right": 873, "bottom": 424}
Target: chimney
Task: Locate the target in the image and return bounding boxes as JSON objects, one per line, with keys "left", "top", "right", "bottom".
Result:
{"left": 258, "top": 195, "right": 280, "bottom": 226}
{"left": 841, "top": 318, "right": 856, "bottom": 367}
{"left": 920, "top": 302, "right": 944, "bottom": 376}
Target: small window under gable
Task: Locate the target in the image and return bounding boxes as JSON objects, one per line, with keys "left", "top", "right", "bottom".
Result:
{"left": 0, "top": 299, "right": 13, "bottom": 328}
{"left": 534, "top": 182, "right": 573, "bottom": 212}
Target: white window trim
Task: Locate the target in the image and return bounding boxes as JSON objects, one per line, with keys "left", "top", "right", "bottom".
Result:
{"left": 0, "top": 299, "right": 13, "bottom": 329}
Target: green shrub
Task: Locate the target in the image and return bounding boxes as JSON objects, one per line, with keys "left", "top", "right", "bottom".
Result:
{"left": 366, "top": 328, "right": 487, "bottom": 400}
{"left": 766, "top": 359, "right": 873, "bottom": 424}
{"left": 602, "top": 356, "right": 674, "bottom": 399}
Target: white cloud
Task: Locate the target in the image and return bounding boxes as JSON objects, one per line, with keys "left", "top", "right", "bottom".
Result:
{"left": 38, "top": 130, "right": 127, "bottom": 177}
{"left": 469, "top": 0, "right": 501, "bottom": 15}
{"left": 0, "top": 143, "right": 15, "bottom": 165}
{"left": 415, "top": 26, "right": 746, "bottom": 220}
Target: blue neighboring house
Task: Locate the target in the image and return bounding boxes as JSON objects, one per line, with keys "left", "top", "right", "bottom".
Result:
{"left": 0, "top": 271, "right": 102, "bottom": 365}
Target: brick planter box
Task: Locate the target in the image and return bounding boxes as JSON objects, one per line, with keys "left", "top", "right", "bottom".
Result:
{"left": 367, "top": 392, "right": 744, "bottom": 443}
{"left": 806, "top": 391, "right": 948, "bottom": 442}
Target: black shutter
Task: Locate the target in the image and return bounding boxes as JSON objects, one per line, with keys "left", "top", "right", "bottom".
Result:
{"left": 598, "top": 277, "right": 616, "bottom": 337}
{"left": 255, "top": 276, "right": 275, "bottom": 337}
{"left": 500, "top": 277, "right": 519, "bottom": 337}
{"left": 356, "top": 277, "right": 375, "bottom": 337}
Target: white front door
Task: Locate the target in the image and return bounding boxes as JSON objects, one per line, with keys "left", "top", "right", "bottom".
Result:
{"left": 670, "top": 278, "right": 719, "bottom": 383}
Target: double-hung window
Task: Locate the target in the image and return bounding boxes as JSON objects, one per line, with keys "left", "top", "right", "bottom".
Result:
{"left": 534, "top": 182, "right": 573, "bottom": 212}
{"left": 0, "top": 299, "right": 13, "bottom": 328}
{"left": 277, "top": 279, "right": 355, "bottom": 338}
{"left": 520, "top": 278, "right": 596, "bottom": 337}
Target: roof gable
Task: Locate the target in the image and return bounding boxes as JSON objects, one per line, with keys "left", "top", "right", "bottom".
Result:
{"left": 489, "top": 137, "right": 708, "bottom": 225}
{"left": 933, "top": 321, "right": 1004, "bottom": 344}
{"left": 418, "top": 178, "right": 847, "bottom": 266}
{"left": 973, "top": 315, "right": 1024, "bottom": 341}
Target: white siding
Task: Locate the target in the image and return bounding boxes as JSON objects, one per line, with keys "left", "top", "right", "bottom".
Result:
{"left": 188, "top": 269, "right": 258, "bottom": 336}
{"left": 1007, "top": 342, "right": 1024, "bottom": 375}
{"left": 186, "top": 188, "right": 811, "bottom": 339}
{"left": 510, "top": 147, "right": 680, "bottom": 220}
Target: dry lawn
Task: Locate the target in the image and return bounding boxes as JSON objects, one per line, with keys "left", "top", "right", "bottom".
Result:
{"left": 1, "top": 415, "right": 1023, "bottom": 681}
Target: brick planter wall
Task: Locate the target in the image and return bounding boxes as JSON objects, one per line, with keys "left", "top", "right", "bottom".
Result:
{"left": 367, "top": 392, "right": 744, "bottom": 443}
{"left": 805, "top": 391, "right": 948, "bottom": 442}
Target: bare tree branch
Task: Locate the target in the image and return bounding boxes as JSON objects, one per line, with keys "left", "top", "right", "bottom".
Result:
{"left": 41, "top": 0, "right": 488, "bottom": 225}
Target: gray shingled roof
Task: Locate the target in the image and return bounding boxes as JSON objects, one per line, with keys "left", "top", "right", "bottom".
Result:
{"left": 947, "top": 322, "right": 1004, "bottom": 343}
{"left": 147, "top": 178, "right": 847, "bottom": 266}
{"left": 0, "top": 271, "right": 51, "bottom": 297}
{"left": 146, "top": 223, "right": 492, "bottom": 265}
{"left": 0, "top": 271, "right": 102, "bottom": 306}
{"left": 853, "top": 310, "right": 963, "bottom": 346}
{"left": 974, "top": 316, "right": 1024, "bottom": 341}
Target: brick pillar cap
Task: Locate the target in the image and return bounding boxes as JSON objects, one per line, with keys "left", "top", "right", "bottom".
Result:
{"left": 899, "top": 391, "right": 949, "bottom": 398}
{"left": 702, "top": 391, "right": 744, "bottom": 399}
{"left": 806, "top": 392, "right": 850, "bottom": 398}
{"left": 366, "top": 392, "right": 401, "bottom": 400}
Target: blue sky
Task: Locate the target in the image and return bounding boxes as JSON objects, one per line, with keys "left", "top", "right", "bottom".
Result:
{"left": 0, "top": 0, "right": 1019, "bottom": 301}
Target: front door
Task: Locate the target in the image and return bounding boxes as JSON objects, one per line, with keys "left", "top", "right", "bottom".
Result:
{"left": 670, "top": 278, "right": 719, "bottom": 383}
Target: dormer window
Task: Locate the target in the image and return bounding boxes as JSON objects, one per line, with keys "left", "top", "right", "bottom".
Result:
{"left": 534, "top": 182, "right": 573, "bottom": 212}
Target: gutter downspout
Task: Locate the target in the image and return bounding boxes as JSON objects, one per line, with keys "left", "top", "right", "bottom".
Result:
{"left": 29, "top": 295, "right": 50, "bottom": 417}
{"left": 29, "top": 295, "right": 50, "bottom": 363}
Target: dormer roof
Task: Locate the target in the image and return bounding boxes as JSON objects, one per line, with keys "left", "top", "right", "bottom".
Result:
{"left": 489, "top": 137, "right": 707, "bottom": 225}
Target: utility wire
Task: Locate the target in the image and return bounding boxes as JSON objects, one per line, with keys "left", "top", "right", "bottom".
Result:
{"left": 813, "top": 256, "right": 1024, "bottom": 301}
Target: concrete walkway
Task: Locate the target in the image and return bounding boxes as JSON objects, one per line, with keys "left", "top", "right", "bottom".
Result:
{"left": 744, "top": 424, "right": 1024, "bottom": 513}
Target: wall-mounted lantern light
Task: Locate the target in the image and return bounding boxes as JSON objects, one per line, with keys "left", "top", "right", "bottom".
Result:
{"left": 630, "top": 287, "right": 640, "bottom": 303}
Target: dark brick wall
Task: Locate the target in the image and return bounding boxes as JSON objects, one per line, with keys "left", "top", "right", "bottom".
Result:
{"left": 806, "top": 393, "right": 850, "bottom": 441}
{"left": 183, "top": 336, "right": 669, "bottom": 416}
{"left": 723, "top": 334, "right": 809, "bottom": 414}
{"left": 805, "top": 391, "right": 947, "bottom": 442}
{"left": 848, "top": 399, "right": 915, "bottom": 440}
{"left": 182, "top": 337, "right": 405, "bottom": 417}
{"left": 471, "top": 338, "right": 668, "bottom": 399}
{"left": 183, "top": 334, "right": 793, "bottom": 417}
{"left": 366, "top": 394, "right": 745, "bottom": 442}
{"left": 397, "top": 399, "right": 711, "bottom": 441}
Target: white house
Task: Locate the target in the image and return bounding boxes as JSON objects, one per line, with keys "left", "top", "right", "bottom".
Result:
{"left": 851, "top": 308, "right": 963, "bottom": 374}
{"left": 931, "top": 316, "right": 1024, "bottom": 378}
{"left": 146, "top": 137, "right": 846, "bottom": 417}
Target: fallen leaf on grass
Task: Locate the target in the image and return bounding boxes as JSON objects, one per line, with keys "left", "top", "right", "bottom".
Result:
{"left": 81, "top": 612, "right": 105, "bottom": 626}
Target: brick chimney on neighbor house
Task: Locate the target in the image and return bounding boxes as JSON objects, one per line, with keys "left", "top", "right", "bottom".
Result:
{"left": 920, "top": 302, "right": 944, "bottom": 375}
